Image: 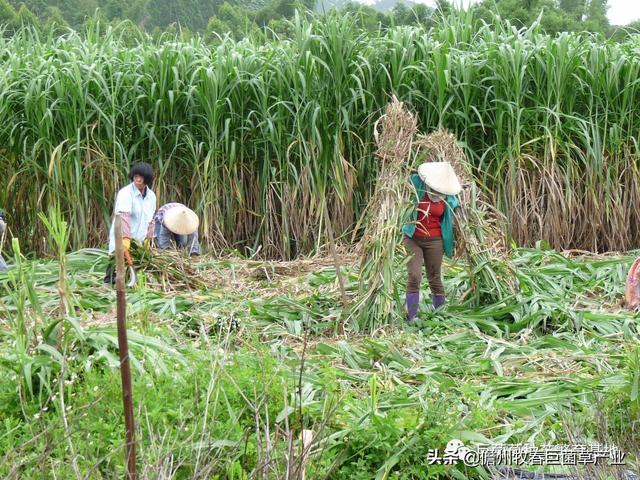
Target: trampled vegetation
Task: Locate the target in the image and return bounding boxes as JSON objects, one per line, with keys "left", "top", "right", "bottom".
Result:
{"left": 1, "top": 244, "right": 638, "bottom": 478}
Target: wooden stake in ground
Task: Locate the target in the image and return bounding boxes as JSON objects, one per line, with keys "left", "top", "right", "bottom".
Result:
{"left": 114, "top": 214, "right": 137, "bottom": 480}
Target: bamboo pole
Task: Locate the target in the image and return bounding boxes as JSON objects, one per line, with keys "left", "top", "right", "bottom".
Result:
{"left": 114, "top": 214, "right": 137, "bottom": 480}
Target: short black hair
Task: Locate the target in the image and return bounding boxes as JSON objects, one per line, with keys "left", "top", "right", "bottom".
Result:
{"left": 128, "top": 162, "right": 154, "bottom": 188}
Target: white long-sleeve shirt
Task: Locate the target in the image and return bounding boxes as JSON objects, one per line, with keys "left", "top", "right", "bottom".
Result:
{"left": 108, "top": 183, "right": 157, "bottom": 254}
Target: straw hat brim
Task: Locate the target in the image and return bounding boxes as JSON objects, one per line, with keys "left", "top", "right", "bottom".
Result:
{"left": 417, "top": 162, "right": 462, "bottom": 196}
{"left": 163, "top": 206, "right": 199, "bottom": 235}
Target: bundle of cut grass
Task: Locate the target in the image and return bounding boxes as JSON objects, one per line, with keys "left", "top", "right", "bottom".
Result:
{"left": 414, "top": 130, "right": 519, "bottom": 304}
{"left": 349, "top": 96, "right": 418, "bottom": 331}
{"left": 127, "top": 242, "right": 212, "bottom": 291}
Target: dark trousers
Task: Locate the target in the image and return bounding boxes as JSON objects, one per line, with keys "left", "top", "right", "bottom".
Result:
{"left": 403, "top": 235, "right": 444, "bottom": 296}
{"left": 103, "top": 261, "right": 116, "bottom": 284}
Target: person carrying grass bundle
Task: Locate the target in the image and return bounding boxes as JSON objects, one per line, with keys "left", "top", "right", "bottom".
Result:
{"left": 103, "top": 162, "right": 157, "bottom": 284}
{"left": 625, "top": 258, "right": 640, "bottom": 310}
{"left": 151, "top": 203, "right": 201, "bottom": 257}
{"left": 402, "top": 162, "right": 461, "bottom": 321}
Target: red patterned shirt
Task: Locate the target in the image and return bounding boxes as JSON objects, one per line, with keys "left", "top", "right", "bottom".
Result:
{"left": 414, "top": 195, "right": 445, "bottom": 238}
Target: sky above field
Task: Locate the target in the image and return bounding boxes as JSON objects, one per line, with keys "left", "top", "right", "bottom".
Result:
{"left": 407, "top": 0, "right": 640, "bottom": 25}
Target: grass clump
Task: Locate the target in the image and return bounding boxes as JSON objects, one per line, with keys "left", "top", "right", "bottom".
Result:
{"left": 0, "top": 246, "right": 638, "bottom": 478}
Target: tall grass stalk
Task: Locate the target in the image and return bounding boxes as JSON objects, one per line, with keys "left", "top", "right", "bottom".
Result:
{"left": 38, "top": 207, "right": 72, "bottom": 317}
{"left": 2, "top": 13, "right": 640, "bottom": 257}
{"left": 350, "top": 97, "right": 417, "bottom": 331}
{"left": 37, "top": 207, "right": 83, "bottom": 479}
{"left": 1, "top": 239, "right": 51, "bottom": 410}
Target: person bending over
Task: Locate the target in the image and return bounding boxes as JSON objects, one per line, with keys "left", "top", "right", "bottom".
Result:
{"left": 151, "top": 203, "right": 200, "bottom": 257}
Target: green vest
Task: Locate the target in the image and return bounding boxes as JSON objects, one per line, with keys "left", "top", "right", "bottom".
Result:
{"left": 402, "top": 173, "right": 459, "bottom": 258}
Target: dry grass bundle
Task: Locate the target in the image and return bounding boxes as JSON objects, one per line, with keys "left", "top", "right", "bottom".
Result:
{"left": 350, "top": 96, "right": 418, "bottom": 330}
{"left": 129, "top": 244, "right": 213, "bottom": 291}
{"left": 414, "top": 130, "right": 474, "bottom": 188}
{"left": 414, "top": 130, "right": 519, "bottom": 304}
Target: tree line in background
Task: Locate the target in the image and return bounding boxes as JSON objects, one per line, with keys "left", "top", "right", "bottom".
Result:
{"left": 0, "top": 0, "right": 636, "bottom": 40}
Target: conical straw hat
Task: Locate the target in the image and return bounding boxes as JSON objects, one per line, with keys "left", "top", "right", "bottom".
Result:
{"left": 417, "top": 161, "right": 462, "bottom": 196}
{"left": 163, "top": 205, "right": 199, "bottom": 235}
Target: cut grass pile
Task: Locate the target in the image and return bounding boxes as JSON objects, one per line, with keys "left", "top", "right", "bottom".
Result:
{"left": 0, "top": 247, "right": 639, "bottom": 478}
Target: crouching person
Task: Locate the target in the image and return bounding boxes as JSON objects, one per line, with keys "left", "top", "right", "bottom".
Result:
{"left": 0, "top": 210, "right": 8, "bottom": 272}
{"left": 152, "top": 203, "right": 200, "bottom": 257}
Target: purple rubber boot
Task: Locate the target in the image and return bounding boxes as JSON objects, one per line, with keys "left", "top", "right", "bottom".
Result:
{"left": 432, "top": 295, "right": 446, "bottom": 310}
{"left": 406, "top": 292, "right": 420, "bottom": 321}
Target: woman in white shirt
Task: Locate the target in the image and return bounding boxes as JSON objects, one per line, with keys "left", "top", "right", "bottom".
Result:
{"left": 104, "top": 162, "right": 157, "bottom": 284}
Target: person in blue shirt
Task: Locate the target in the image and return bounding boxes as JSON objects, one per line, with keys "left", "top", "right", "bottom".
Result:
{"left": 402, "top": 162, "right": 461, "bottom": 321}
{"left": 151, "top": 203, "right": 201, "bottom": 256}
{"left": 0, "top": 210, "right": 8, "bottom": 272}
